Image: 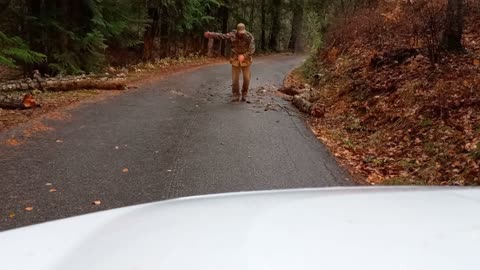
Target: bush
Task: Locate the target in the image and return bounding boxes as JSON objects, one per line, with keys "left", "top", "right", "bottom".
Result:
{"left": 300, "top": 55, "right": 320, "bottom": 83}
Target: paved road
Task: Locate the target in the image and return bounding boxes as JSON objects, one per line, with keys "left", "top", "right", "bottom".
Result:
{"left": 0, "top": 55, "right": 352, "bottom": 231}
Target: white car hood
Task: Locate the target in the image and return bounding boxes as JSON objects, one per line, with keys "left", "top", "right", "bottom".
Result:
{"left": 1, "top": 187, "right": 480, "bottom": 270}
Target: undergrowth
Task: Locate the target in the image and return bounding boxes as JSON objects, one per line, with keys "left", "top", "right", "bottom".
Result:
{"left": 302, "top": 0, "right": 480, "bottom": 185}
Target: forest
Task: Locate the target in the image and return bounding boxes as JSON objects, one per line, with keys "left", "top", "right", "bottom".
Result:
{"left": 0, "top": 0, "right": 350, "bottom": 76}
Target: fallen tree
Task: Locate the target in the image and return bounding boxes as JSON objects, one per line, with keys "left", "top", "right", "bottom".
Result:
{"left": 0, "top": 93, "right": 39, "bottom": 110}
{"left": 0, "top": 73, "right": 127, "bottom": 92}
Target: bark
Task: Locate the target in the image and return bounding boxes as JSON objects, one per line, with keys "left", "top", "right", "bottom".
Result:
{"left": 0, "top": 76, "right": 126, "bottom": 92}
{"left": 249, "top": 0, "right": 255, "bottom": 30}
{"left": 442, "top": 0, "right": 465, "bottom": 52}
{"left": 260, "top": 0, "right": 267, "bottom": 50}
{"left": 278, "top": 86, "right": 302, "bottom": 96}
{"left": 158, "top": 7, "right": 170, "bottom": 58}
{"left": 0, "top": 0, "right": 12, "bottom": 16}
{"left": 143, "top": 8, "right": 160, "bottom": 61}
{"left": 0, "top": 94, "right": 39, "bottom": 110}
{"left": 220, "top": 5, "right": 229, "bottom": 56}
{"left": 292, "top": 93, "right": 312, "bottom": 114}
{"left": 268, "top": 0, "right": 281, "bottom": 51}
{"left": 288, "top": 0, "right": 305, "bottom": 53}
{"left": 207, "top": 38, "right": 214, "bottom": 57}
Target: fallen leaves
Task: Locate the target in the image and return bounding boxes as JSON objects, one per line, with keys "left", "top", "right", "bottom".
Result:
{"left": 5, "top": 138, "right": 21, "bottom": 146}
{"left": 8, "top": 212, "right": 15, "bottom": 218}
{"left": 298, "top": 21, "right": 480, "bottom": 185}
{"left": 49, "top": 188, "right": 57, "bottom": 193}
{"left": 24, "top": 206, "right": 33, "bottom": 211}
{"left": 92, "top": 200, "right": 101, "bottom": 206}
{"left": 22, "top": 122, "right": 54, "bottom": 139}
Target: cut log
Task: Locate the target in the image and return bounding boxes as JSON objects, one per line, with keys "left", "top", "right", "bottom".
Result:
{"left": 0, "top": 94, "right": 40, "bottom": 110}
{"left": 292, "top": 94, "right": 312, "bottom": 114}
{"left": 0, "top": 75, "right": 127, "bottom": 92}
{"left": 278, "top": 86, "right": 302, "bottom": 96}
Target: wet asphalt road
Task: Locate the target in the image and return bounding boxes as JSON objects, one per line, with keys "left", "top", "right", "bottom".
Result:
{"left": 0, "top": 55, "right": 352, "bottom": 231}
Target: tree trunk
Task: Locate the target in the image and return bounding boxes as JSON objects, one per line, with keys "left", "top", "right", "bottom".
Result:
{"left": 220, "top": 4, "right": 229, "bottom": 56}
{"left": 260, "top": 0, "right": 267, "bottom": 51}
{"left": 0, "top": 94, "right": 39, "bottom": 110}
{"left": 143, "top": 8, "right": 160, "bottom": 61}
{"left": 288, "top": 0, "right": 305, "bottom": 53}
{"left": 207, "top": 39, "right": 214, "bottom": 57}
{"left": 159, "top": 7, "right": 169, "bottom": 58}
{"left": 268, "top": 0, "right": 281, "bottom": 51}
{"left": 442, "top": 0, "right": 465, "bottom": 52}
{"left": 249, "top": 0, "right": 255, "bottom": 31}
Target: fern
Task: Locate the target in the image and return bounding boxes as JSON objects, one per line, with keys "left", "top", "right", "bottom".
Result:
{"left": 90, "top": 0, "right": 148, "bottom": 49}
{"left": 0, "top": 31, "right": 46, "bottom": 68}
{"left": 50, "top": 51, "right": 83, "bottom": 74}
{"left": 0, "top": 55, "right": 15, "bottom": 68}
